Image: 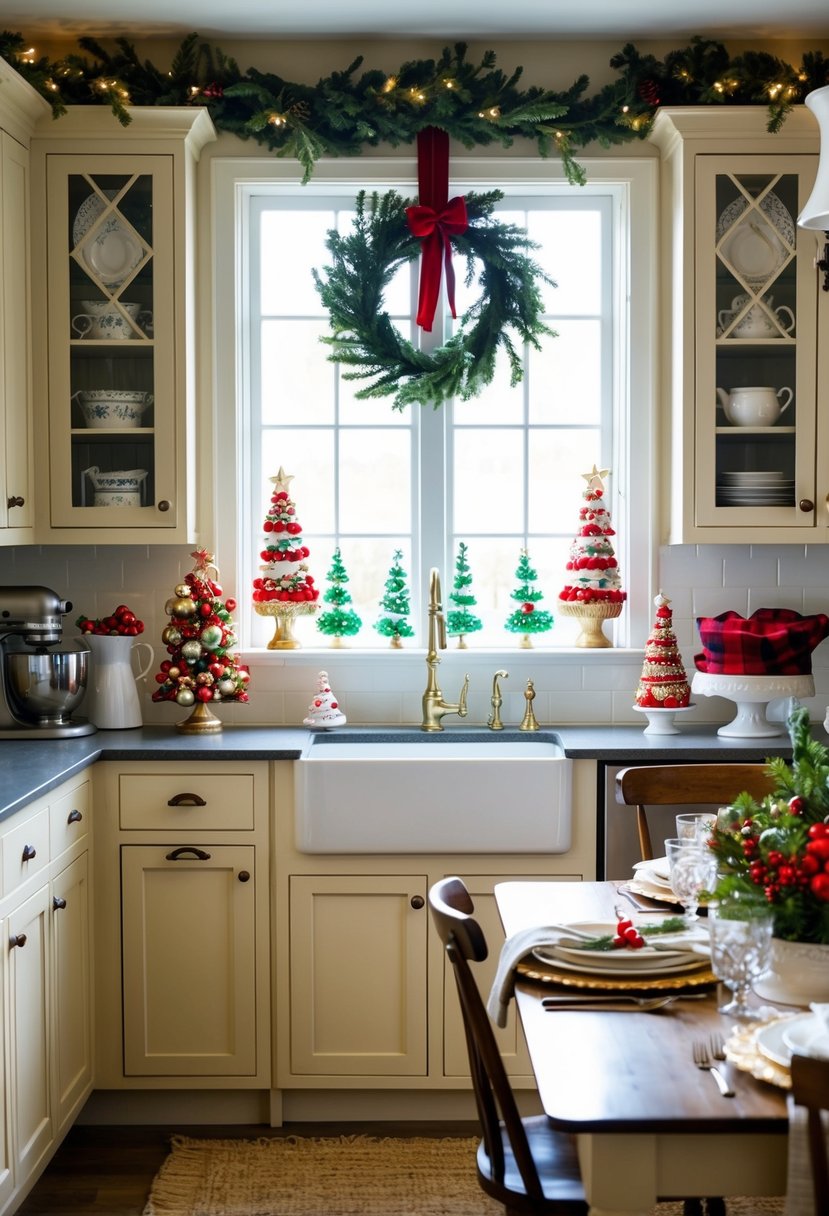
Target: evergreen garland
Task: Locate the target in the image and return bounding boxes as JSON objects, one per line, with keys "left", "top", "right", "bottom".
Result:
{"left": 313, "top": 188, "right": 554, "bottom": 410}
{"left": 2, "top": 33, "right": 827, "bottom": 185}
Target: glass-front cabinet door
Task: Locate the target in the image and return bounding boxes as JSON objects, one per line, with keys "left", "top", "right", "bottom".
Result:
{"left": 45, "top": 155, "right": 176, "bottom": 531}
{"left": 695, "top": 153, "right": 824, "bottom": 533}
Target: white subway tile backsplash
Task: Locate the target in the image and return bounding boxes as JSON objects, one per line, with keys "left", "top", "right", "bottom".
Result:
{"left": 723, "top": 549, "right": 780, "bottom": 587}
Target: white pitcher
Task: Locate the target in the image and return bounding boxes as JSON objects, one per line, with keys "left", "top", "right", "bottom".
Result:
{"left": 82, "top": 634, "right": 154, "bottom": 729}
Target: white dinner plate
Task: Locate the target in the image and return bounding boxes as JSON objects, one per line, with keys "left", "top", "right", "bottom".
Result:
{"left": 81, "top": 214, "right": 143, "bottom": 287}
{"left": 532, "top": 947, "right": 708, "bottom": 978}
{"left": 756, "top": 1012, "right": 813, "bottom": 1068}
{"left": 634, "top": 856, "right": 671, "bottom": 883}
{"left": 782, "top": 1015, "right": 829, "bottom": 1059}
{"left": 720, "top": 470, "right": 785, "bottom": 480}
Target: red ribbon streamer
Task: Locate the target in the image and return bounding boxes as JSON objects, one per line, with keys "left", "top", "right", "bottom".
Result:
{"left": 405, "top": 127, "right": 467, "bottom": 332}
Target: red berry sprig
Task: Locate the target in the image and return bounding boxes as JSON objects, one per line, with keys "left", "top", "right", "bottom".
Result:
{"left": 611, "top": 916, "right": 645, "bottom": 950}
{"left": 76, "top": 604, "right": 145, "bottom": 637}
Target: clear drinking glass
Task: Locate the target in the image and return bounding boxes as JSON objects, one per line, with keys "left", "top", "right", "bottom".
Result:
{"left": 664, "top": 836, "right": 719, "bottom": 922}
{"left": 675, "top": 812, "right": 717, "bottom": 844}
{"left": 708, "top": 902, "right": 774, "bottom": 1021}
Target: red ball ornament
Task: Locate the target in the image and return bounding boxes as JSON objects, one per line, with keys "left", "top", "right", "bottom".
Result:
{"left": 196, "top": 686, "right": 213, "bottom": 703}
{"left": 226, "top": 598, "right": 237, "bottom": 612}
{"left": 521, "top": 602, "right": 535, "bottom": 614}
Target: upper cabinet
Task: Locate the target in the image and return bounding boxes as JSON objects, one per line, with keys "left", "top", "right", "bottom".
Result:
{"left": 651, "top": 108, "right": 827, "bottom": 544}
{"left": 30, "top": 108, "right": 216, "bottom": 543}
{"left": 0, "top": 61, "right": 49, "bottom": 544}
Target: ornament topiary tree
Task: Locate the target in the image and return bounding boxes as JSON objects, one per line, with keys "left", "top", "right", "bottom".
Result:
{"left": 317, "top": 547, "right": 362, "bottom": 646}
{"left": 446, "top": 541, "right": 482, "bottom": 649}
{"left": 375, "top": 549, "right": 415, "bottom": 648}
{"left": 152, "top": 549, "right": 250, "bottom": 733}
{"left": 252, "top": 467, "right": 319, "bottom": 648}
{"left": 558, "top": 465, "right": 626, "bottom": 647}
{"left": 505, "top": 548, "right": 553, "bottom": 648}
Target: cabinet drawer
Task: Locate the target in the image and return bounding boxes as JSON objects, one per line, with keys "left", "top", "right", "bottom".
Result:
{"left": 118, "top": 773, "right": 256, "bottom": 831}
{"left": 2, "top": 806, "right": 50, "bottom": 895}
{"left": 50, "top": 781, "right": 90, "bottom": 859}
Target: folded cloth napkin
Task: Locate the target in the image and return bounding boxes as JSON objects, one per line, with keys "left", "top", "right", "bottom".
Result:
{"left": 487, "top": 927, "right": 571, "bottom": 1028}
{"left": 695, "top": 608, "right": 829, "bottom": 676}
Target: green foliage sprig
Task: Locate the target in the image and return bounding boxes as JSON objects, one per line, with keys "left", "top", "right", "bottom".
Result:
{"left": 2, "top": 33, "right": 828, "bottom": 184}
{"left": 313, "top": 188, "right": 554, "bottom": 411}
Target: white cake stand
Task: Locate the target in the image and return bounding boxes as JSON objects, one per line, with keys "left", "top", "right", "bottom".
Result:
{"left": 632, "top": 705, "right": 696, "bottom": 735}
{"left": 691, "top": 672, "right": 815, "bottom": 738}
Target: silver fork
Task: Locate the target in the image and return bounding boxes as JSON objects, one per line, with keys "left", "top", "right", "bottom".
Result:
{"left": 709, "top": 1032, "right": 727, "bottom": 1061}
{"left": 692, "top": 1040, "right": 735, "bottom": 1097}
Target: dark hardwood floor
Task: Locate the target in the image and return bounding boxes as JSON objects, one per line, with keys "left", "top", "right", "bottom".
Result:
{"left": 17, "top": 1121, "right": 479, "bottom": 1214}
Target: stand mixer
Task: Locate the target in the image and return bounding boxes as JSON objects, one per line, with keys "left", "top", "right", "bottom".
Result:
{"left": 0, "top": 586, "right": 95, "bottom": 738}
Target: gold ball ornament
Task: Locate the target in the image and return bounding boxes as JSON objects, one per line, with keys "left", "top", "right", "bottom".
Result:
{"left": 161, "top": 626, "right": 182, "bottom": 646}
{"left": 175, "top": 688, "right": 195, "bottom": 706}
{"left": 218, "top": 678, "right": 237, "bottom": 695}
{"left": 175, "top": 583, "right": 190, "bottom": 597}
{"left": 167, "top": 666, "right": 180, "bottom": 680}
{"left": 171, "top": 597, "right": 197, "bottom": 617}
{"left": 181, "top": 640, "right": 203, "bottom": 661}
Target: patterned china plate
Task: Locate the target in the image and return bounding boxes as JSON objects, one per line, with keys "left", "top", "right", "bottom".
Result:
{"left": 716, "top": 191, "right": 795, "bottom": 284}
{"left": 74, "top": 191, "right": 143, "bottom": 287}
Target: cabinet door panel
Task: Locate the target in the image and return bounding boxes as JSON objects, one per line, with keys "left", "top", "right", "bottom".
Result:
{"left": 0, "top": 131, "right": 33, "bottom": 536}
{"left": 52, "top": 852, "right": 93, "bottom": 1133}
{"left": 121, "top": 844, "right": 257, "bottom": 1076}
{"left": 290, "top": 875, "right": 428, "bottom": 1077}
{"left": 7, "top": 883, "right": 53, "bottom": 1187}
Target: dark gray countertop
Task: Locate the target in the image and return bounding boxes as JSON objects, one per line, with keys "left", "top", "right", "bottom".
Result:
{"left": 0, "top": 720, "right": 814, "bottom": 822}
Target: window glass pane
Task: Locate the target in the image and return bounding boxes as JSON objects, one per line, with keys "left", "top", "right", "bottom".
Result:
{"left": 335, "top": 537, "right": 414, "bottom": 642}
{"left": 528, "top": 320, "right": 601, "bottom": 425}
{"left": 528, "top": 430, "right": 600, "bottom": 534}
{"left": 261, "top": 429, "right": 335, "bottom": 534}
{"left": 528, "top": 210, "right": 602, "bottom": 314}
{"left": 261, "top": 320, "right": 334, "bottom": 425}
{"left": 452, "top": 350, "right": 525, "bottom": 426}
{"left": 454, "top": 429, "right": 524, "bottom": 535}
{"left": 339, "top": 430, "right": 411, "bottom": 534}
{"left": 261, "top": 210, "right": 332, "bottom": 315}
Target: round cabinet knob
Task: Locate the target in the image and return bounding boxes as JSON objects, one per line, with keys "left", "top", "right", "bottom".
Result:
{"left": 237, "top": 871, "right": 251, "bottom": 883}
{"left": 53, "top": 896, "right": 67, "bottom": 911}
{"left": 157, "top": 500, "right": 171, "bottom": 513}
{"left": 9, "top": 934, "right": 27, "bottom": 949}
{"left": 799, "top": 498, "right": 815, "bottom": 513}
{"left": 410, "top": 895, "right": 425, "bottom": 910}
{"left": 7, "top": 496, "right": 24, "bottom": 508}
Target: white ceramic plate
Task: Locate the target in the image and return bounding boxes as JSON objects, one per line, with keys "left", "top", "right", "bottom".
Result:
{"left": 756, "top": 1013, "right": 813, "bottom": 1068}
{"left": 633, "top": 856, "right": 671, "bottom": 883}
{"left": 717, "top": 191, "right": 795, "bottom": 284}
{"left": 534, "top": 921, "right": 701, "bottom": 968}
{"left": 782, "top": 1015, "right": 829, "bottom": 1059}
{"left": 81, "top": 215, "right": 143, "bottom": 287}
{"left": 532, "top": 947, "right": 707, "bottom": 978}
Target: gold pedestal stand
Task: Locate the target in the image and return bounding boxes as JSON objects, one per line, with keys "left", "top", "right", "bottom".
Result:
{"left": 176, "top": 701, "right": 223, "bottom": 734}
{"left": 558, "top": 600, "right": 623, "bottom": 648}
{"left": 255, "top": 600, "right": 317, "bottom": 649}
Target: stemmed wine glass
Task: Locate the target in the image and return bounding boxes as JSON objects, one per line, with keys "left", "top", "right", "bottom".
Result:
{"left": 664, "top": 836, "right": 719, "bottom": 922}
{"left": 708, "top": 901, "right": 774, "bottom": 1020}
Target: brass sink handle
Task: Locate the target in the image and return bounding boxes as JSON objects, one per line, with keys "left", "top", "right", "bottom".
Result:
{"left": 488, "top": 670, "right": 509, "bottom": 730}
{"left": 520, "top": 679, "right": 540, "bottom": 732}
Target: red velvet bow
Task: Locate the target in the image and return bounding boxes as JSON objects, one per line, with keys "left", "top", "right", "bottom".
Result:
{"left": 405, "top": 127, "right": 468, "bottom": 332}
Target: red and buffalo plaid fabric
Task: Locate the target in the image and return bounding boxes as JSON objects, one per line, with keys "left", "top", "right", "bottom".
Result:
{"left": 695, "top": 609, "right": 829, "bottom": 675}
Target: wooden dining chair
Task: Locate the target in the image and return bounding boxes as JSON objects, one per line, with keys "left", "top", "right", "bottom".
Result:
{"left": 790, "top": 1052, "right": 829, "bottom": 1215}
{"left": 428, "top": 876, "right": 588, "bottom": 1215}
{"left": 614, "top": 763, "right": 776, "bottom": 862}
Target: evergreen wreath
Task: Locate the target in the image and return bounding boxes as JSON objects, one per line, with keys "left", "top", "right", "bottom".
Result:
{"left": 312, "top": 188, "right": 554, "bottom": 411}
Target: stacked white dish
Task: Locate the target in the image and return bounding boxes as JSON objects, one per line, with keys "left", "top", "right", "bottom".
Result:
{"left": 532, "top": 918, "right": 709, "bottom": 979}
{"left": 717, "top": 471, "right": 794, "bottom": 506}
{"left": 628, "top": 855, "right": 682, "bottom": 905}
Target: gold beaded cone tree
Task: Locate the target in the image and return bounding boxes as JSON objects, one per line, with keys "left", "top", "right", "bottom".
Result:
{"left": 151, "top": 549, "right": 250, "bottom": 734}
{"left": 558, "top": 465, "right": 626, "bottom": 648}
{"left": 635, "top": 592, "right": 691, "bottom": 709}
{"left": 252, "top": 468, "right": 319, "bottom": 649}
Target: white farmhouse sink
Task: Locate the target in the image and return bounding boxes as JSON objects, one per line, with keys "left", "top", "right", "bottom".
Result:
{"left": 294, "top": 733, "right": 572, "bottom": 854}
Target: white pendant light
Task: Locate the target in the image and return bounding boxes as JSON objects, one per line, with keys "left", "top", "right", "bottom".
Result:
{"left": 798, "top": 84, "right": 829, "bottom": 290}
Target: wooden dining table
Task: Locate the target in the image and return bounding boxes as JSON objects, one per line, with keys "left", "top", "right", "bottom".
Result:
{"left": 494, "top": 880, "right": 791, "bottom": 1216}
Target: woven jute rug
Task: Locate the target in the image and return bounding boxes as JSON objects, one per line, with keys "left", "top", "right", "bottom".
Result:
{"left": 142, "top": 1134, "right": 786, "bottom": 1216}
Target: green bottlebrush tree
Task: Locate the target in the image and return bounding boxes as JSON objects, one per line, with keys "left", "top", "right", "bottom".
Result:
{"left": 446, "top": 542, "right": 482, "bottom": 648}
{"left": 375, "top": 549, "right": 415, "bottom": 648}
{"left": 505, "top": 548, "right": 554, "bottom": 645}
{"left": 317, "top": 548, "right": 362, "bottom": 645}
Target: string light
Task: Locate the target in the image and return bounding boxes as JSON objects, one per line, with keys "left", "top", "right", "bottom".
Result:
{"left": 622, "top": 104, "right": 630, "bottom": 113}
{"left": 768, "top": 82, "right": 783, "bottom": 99}
{"left": 381, "top": 76, "right": 397, "bottom": 94}
{"left": 189, "top": 85, "right": 201, "bottom": 98}
{"left": 268, "top": 112, "right": 287, "bottom": 127}
{"left": 20, "top": 47, "right": 35, "bottom": 64}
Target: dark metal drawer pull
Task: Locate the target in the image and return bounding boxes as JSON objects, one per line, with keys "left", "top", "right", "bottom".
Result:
{"left": 67, "top": 809, "right": 83, "bottom": 824}
{"left": 167, "top": 793, "right": 207, "bottom": 807}
{"left": 21, "top": 844, "right": 36, "bottom": 862}
{"left": 53, "top": 896, "right": 67, "bottom": 911}
{"left": 165, "top": 846, "right": 211, "bottom": 861}
{"left": 9, "top": 934, "right": 27, "bottom": 949}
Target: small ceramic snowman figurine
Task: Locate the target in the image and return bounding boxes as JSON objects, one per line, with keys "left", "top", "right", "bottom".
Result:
{"left": 303, "top": 670, "right": 347, "bottom": 729}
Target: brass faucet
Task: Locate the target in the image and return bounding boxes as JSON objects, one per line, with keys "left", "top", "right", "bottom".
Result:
{"left": 488, "top": 670, "right": 508, "bottom": 730}
{"left": 421, "top": 568, "right": 469, "bottom": 731}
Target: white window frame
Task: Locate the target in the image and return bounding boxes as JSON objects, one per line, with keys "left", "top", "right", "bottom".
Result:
{"left": 209, "top": 154, "right": 657, "bottom": 659}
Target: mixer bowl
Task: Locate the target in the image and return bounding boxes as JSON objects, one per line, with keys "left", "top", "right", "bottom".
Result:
{"left": 7, "top": 649, "right": 89, "bottom": 724}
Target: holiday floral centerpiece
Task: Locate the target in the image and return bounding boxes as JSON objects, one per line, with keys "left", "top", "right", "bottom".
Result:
{"left": 558, "top": 465, "right": 626, "bottom": 647}
{"left": 706, "top": 707, "right": 829, "bottom": 946}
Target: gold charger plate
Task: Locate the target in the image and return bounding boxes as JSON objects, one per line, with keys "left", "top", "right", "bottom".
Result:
{"left": 516, "top": 959, "right": 716, "bottom": 992}
{"left": 723, "top": 1014, "right": 804, "bottom": 1090}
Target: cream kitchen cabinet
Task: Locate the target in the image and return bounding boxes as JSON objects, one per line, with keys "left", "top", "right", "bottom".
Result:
{"left": 92, "top": 762, "right": 271, "bottom": 1087}
{"left": 0, "top": 60, "right": 49, "bottom": 543}
{"left": 29, "top": 108, "right": 215, "bottom": 543}
{"left": 0, "top": 773, "right": 92, "bottom": 1216}
{"left": 273, "top": 759, "right": 597, "bottom": 1097}
{"left": 650, "top": 107, "right": 829, "bottom": 543}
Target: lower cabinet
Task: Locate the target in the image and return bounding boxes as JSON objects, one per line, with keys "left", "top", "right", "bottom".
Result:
{"left": 0, "top": 774, "right": 92, "bottom": 1216}
{"left": 92, "top": 761, "right": 271, "bottom": 1089}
